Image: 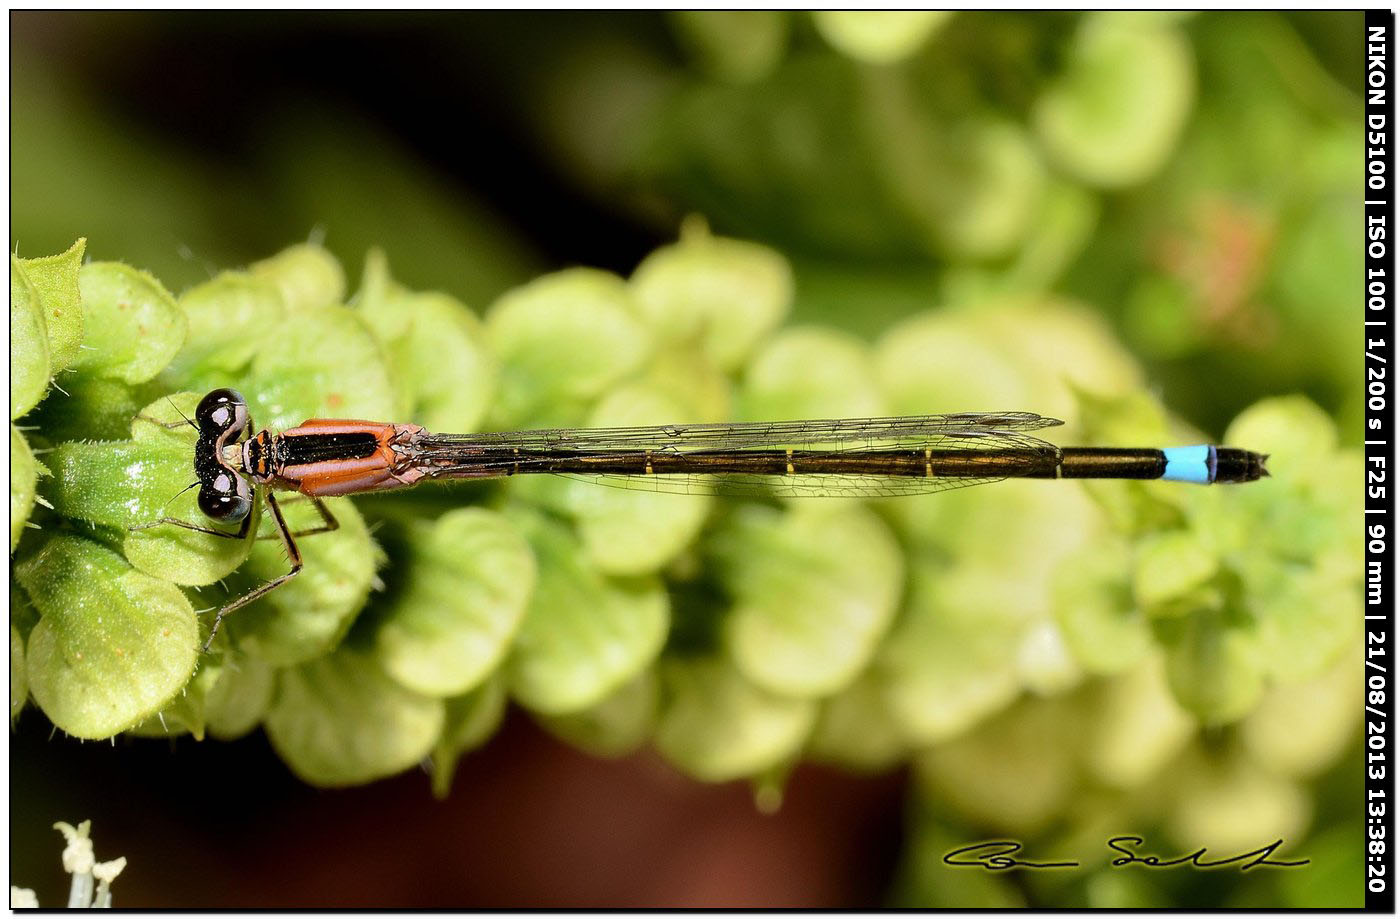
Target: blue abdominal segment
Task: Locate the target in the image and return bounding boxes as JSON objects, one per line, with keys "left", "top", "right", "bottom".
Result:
{"left": 1161, "top": 445, "right": 1216, "bottom": 484}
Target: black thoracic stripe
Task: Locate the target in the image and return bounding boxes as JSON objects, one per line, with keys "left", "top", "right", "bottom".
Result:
{"left": 278, "top": 431, "right": 381, "bottom": 467}
{"left": 491, "top": 448, "right": 1060, "bottom": 479}
{"left": 244, "top": 435, "right": 265, "bottom": 477}
{"left": 1057, "top": 447, "right": 1167, "bottom": 479}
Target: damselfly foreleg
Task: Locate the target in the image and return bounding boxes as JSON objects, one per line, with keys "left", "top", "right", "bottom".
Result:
{"left": 202, "top": 491, "right": 305, "bottom": 653}
{"left": 252, "top": 495, "right": 340, "bottom": 541}
{"left": 128, "top": 509, "right": 254, "bottom": 541}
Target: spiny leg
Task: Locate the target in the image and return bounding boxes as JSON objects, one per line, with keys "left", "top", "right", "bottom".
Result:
{"left": 135, "top": 401, "right": 199, "bottom": 432}
{"left": 254, "top": 495, "right": 340, "bottom": 540}
{"left": 203, "top": 491, "right": 303, "bottom": 653}
{"left": 136, "top": 395, "right": 201, "bottom": 432}
{"left": 129, "top": 509, "right": 252, "bottom": 540}
{"left": 135, "top": 415, "right": 195, "bottom": 430}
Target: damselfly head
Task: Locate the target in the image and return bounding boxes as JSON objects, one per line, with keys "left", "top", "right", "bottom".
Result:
{"left": 198, "top": 471, "right": 253, "bottom": 522}
{"left": 197, "top": 388, "right": 249, "bottom": 440}
{"left": 193, "top": 388, "right": 255, "bottom": 523}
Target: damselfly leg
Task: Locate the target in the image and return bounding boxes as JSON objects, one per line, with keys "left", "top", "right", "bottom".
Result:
{"left": 202, "top": 491, "right": 293, "bottom": 653}
{"left": 128, "top": 508, "right": 254, "bottom": 541}
{"left": 130, "top": 494, "right": 340, "bottom": 652}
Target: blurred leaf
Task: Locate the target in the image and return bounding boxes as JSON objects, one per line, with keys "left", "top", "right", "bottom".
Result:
{"left": 716, "top": 503, "right": 903, "bottom": 697}
{"left": 11, "top": 425, "right": 38, "bottom": 553}
{"left": 969, "top": 304, "right": 1145, "bottom": 420}
{"left": 670, "top": 11, "right": 790, "bottom": 83}
{"left": 204, "top": 652, "right": 277, "bottom": 741}
{"left": 929, "top": 120, "right": 1048, "bottom": 260}
{"left": 1160, "top": 611, "right": 1264, "bottom": 724}
{"left": 638, "top": 344, "right": 734, "bottom": 422}
{"left": 1053, "top": 542, "right": 1153, "bottom": 675}
{"left": 541, "top": 669, "right": 657, "bottom": 759}
{"left": 242, "top": 304, "right": 397, "bottom": 432}
{"left": 1241, "top": 649, "right": 1359, "bottom": 777}
{"left": 126, "top": 653, "right": 223, "bottom": 740}
{"left": 628, "top": 222, "right": 792, "bottom": 372}
{"left": 1167, "top": 751, "right": 1309, "bottom": 853}
{"left": 645, "top": 55, "right": 1046, "bottom": 260}
{"left": 72, "top": 262, "right": 187, "bottom": 384}
{"left": 1251, "top": 569, "right": 1359, "bottom": 680}
{"left": 354, "top": 249, "right": 498, "bottom": 432}
{"left": 915, "top": 694, "right": 1083, "bottom": 835}
{"left": 164, "top": 271, "right": 285, "bottom": 382}
{"left": 431, "top": 673, "right": 509, "bottom": 798}
{"left": 1084, "top": 655, "right": 1194, "bottom": 787}
{"left": 16, "top": 238, "right": 86, "bottom": 374}
{"left": 485, "top": 268, "right": 651, "bottom": 428}
{"left": 808, "top": 670, "right": 908, "bottom": 771}
{"left": 1275, "top": 821, "right": 1364, "bottom": 908}
{"left": 249, "top": 243, "right": 346, "bottom": 313}
{"left": 1132, "top": 530, "right": 1219, "bottom": 613}
{"left": 1015, "top": 618, "right": 1082, "bottom": 696}
{"left": 876, "top": 311, "right": 1032, "bottom": 413}
{"left": 1033, "top": 15, "right": 1195, "bottom": 187}
{"left": 879, "top": 563, "right": 1023, "bottom": 744}
{"left": 371, "top": 508, "right": 535, "bottom": 698}
{"left": 1084, "top": 871, "right": 1173, "bottom": 909}
{"left": 655, "top": 654, "right": 815, "bottom": 782}
{"left": 1003, "top": 182, "right": 1101, "bottom": 294}
{"left": 737, "top": 325, "right": 885, "bottom": 421}
{"left": 1203, "top": 398, "right": 1361, "bottom": 684}
{"left": 11, "top": 624, "right": 27, "bottom": 723}
{"left": 1122, "top": 273, "right": 1202, "bottom": 360}
{"left": 265, "top": 645, "right": 445, "bottom": 787}
{"left": 15, "top": 534, "right": 198, "bottom": 739}
{"left": 889, "top": 481, "right": 1104, "bottom": 639}
{"left": 787, "top": 261, "right": 944, "bottom": 336}
{"left": 11, "top": 254, "right": 50, "bottom": 419}
{"left": 506, "top": 510, "right": 669, "bottom": 715}
{"left": 28, "top": 376, "right": 162, "bottom": 443}
{"left": 812, "top": 11, "right": 954, "bottom": 64}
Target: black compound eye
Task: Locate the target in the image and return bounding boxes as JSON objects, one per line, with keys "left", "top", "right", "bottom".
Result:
{"left": 196, "top": 388, "right": 249, "bottom": 438}
{"left": 197, "top": 478, "right": 253, "bottom": 522}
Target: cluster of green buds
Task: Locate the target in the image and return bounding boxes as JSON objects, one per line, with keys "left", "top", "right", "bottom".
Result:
{"left": 11, "top": 227, "right": 1359, "bottom": 817}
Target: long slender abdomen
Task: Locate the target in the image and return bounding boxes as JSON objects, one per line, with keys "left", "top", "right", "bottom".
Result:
{"left": 512, "top": 448, "right": 1058, "bottom": 479}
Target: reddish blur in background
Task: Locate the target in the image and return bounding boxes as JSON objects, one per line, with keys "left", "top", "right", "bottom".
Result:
{"left": 13, "top": 710, "right": 904, "bottom": 907}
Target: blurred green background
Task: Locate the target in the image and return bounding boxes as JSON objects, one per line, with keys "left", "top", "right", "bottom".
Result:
{"left": 10, "top": 10, "right": 1364, "bottom": 908}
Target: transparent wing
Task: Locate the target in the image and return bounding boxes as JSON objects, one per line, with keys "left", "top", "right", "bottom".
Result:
{"left": 420, "top": 412, "right": 1063, "bottom": 453}
{"left": 414, "top": 415, "right": 1062, "bottom": 499}
{"left": 551, "top": 471, "right": 1011, "bottom": 499}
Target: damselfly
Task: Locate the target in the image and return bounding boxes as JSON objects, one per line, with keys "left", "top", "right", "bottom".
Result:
{"left": 134, "top": 388, "right": 1269, "bottom": 650}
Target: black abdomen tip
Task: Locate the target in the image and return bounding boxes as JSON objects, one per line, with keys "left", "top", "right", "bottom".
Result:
{"left": 1214, "top": 448, "right": 1269, "bottom": 483}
